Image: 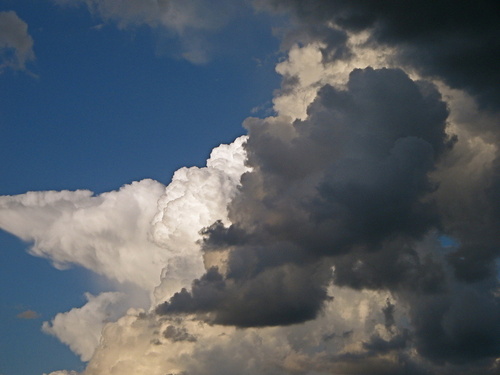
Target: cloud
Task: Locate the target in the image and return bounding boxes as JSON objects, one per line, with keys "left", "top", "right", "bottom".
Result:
{"left": 0, "top": 179, "right": 167, "bottom": 291}
{"left": 151, "top": 135, "right": 249, "bottom": 304}
{"left": 55, "top": 0, "right": 234, "bottom": 31}
{"left": 0, "top": 136, "right": 247, "bottom": 298}
{"left": 80, "top": 286, "right": 422, "bottom": 375}
{"left": 90, "top": 281, "right": 499, "bottom": 375}
{"left": 2, "top": 2, "right": 500, "bottom": 375}
{"left": 42, "top": 292, "right": 128, "bottom": 361}
{"left": 0, "top": 138, "right": 248, "bottom": 364}
{"left": 157, "top": 39, "right": 496, "bottom": 375}
{"left": 0, "top": 11, "right": 35, "bottom": 72}
{"left": 407, "top": 284, "right": 500, "bottom": 365}
{"left": 158, "top": 67, "right": 450, "bottom": 324}
{"left": 156, "top": 262, "right": 331, "bottom": 327}
{"left": 53, "top": 0, "right": 239, "bottom": 63}
{"left": 257, "top": 0, "right": 500, "bottom": 110}
{"left": 16, "top": 309, "right": 40, "bottom": 319}
{"left": 152, "top": 63, "right": 499, "bottom": 373}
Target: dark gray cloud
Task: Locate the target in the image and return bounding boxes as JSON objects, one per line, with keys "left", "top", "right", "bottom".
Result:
{"left": 382, "top": 298, "right": 395, "bottom": 332}
{"left": 362, "top": 331, "right": 409, "bottom": 355}
{"left": 157, "top": 263, "right": 331, "bottom": 327}
{"left": 256, "top": 0, "right": 500, "bottom": 291}
{"left": 257, "top": 0, "right": 500, "bottom": 110}
{"left": 154, "top": 3, "right": 500, "bottom": 373}
{"left": 331, "top": 240, "right": 446, "bottom": 293}
{"left": 163, "top": 325, "right": 197, "bottom": 343}
{"left": 236, "top": 68, "right": 449, "bottom": 255}
{"left": 407, "top": 282, "right": 500, "bottom": 365}
{"left": 431, "top": 146, "right": 500, "bottom": 284}
{"left": 159, "top": 67, "right": 448, "bottom": 319}
{"left": 156, "top": 65, "right": 499, "bottom": 373}
{"left": 322, "top": 329, "right": 352, "bottom": 342}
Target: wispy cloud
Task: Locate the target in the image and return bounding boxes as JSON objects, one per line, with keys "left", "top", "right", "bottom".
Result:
{"left": 0, "top": 11, "right": 35, "bottom": 73}
{"left": 52, "top": 0, "right": 240, "bottom": 64}
{"left": 16, "top": 309, "right": 40, "bottom": 320}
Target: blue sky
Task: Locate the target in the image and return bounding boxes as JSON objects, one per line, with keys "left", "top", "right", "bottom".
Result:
{"left": 1, "top": 2, "right": 280, "bottom": 374}
{"left": 0, "top": 1, "right": 280, "bottom": 195}
{"left": 1, "top": 1, "right": 499, "bottom": 375}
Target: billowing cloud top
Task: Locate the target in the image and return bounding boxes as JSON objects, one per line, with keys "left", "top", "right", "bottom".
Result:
{"left": 1, "top": 1, "right": 499, "bottom": 375}
{"left": 257, "top": 0, "right": 500, "bottom": 109}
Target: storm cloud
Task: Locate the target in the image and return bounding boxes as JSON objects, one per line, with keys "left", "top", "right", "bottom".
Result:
{"left": 153, "top": 3, "right": 500, "bottom": 372}
{"left": 157, "top": 67, "right": 451, "bottom": 323}
{"left": 257, "top": 0, "right": 500, "bottom": 110}
{"left": 1, "top": 1, "right": 499, "bottom": 374}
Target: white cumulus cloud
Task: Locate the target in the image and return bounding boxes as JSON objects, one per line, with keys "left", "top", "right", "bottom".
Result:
{"left": 0, "top": 138, "right": 249, "bottom": 367}
{"left": 0, "top": 179, "right": 166, "bottom": 291}
{"left": 42, "top": 292, "right": 128, "bottom": 361}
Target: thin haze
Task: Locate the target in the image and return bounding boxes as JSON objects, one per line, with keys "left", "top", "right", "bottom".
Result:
{"left": 0, "top": 1, "right": 499, "bottom": 375}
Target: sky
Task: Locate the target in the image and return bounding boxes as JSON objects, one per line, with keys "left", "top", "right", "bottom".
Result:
{"left": 0, "top": 1, "right": 499, "bottom": 375}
